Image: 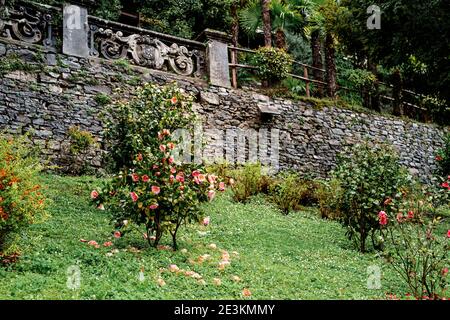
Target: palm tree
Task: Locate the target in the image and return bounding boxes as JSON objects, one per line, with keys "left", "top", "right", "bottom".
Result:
{"left": 240, "top": 0, "right": 307, "bottom": 50}
{"left": 261, "top": 0, "right": 272, "bottom": 46}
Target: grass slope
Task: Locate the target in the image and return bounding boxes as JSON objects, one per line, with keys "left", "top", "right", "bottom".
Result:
{"left": 0, "top": 175, "right": 407, "bottom": 300}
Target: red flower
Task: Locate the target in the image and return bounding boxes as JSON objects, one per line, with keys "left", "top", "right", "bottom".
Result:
{"left": 131, "top": 173, "right": 140, "bottom": 182}
{"left": 407, "top": 211, "right": 414, "bottom": 219}
{"left": 149, "top": 203, "right": 158, "bottom": 210}
{"left": 170, "top": 167, "right": 177, "bottom": 174}
{"left": 442, "top": 182, "right": 449, "bottom": 188}
{"left": 88, "top": 240, "right": 98, "bottom": 246}
{"left": 151, "top": 186, "right": 161, "bottom": 195}
{"left": 218, "top": 182, "right": 226, "bottom": 191}
{"left": 447, "top": 230, "right": 450, "bottom": 238}
{"left": 192, "top": 170, "right": 200, "bottom": 177}
{"left": 435, "top": 155, "right": 443, "bottom": 161}
{"left": 442, "top": 268, "right": 449, "bottom": 276}
{"left": 90, "top": 190, "right": 99, "bottom": 200}
{"left": 378, "top": 211, "right": 388, "bottom": 226}
{"left": 114, "top": 231, "right": 121, "bottom": 239}
{"left": 162, "top": 129, "right": 170, "bottom": 136}
{"left": 168, "top": 156, "right": 174, "bottom": 164}
{"left": 171, "top": 97, "right": 178, "bottom": 104}
{"left": 103, "top": 241, "right": 113, "bottom": 247}
{"left": 142, "top": 175, "right": 150, "bottom": 183}
{"left": 130, "top": 192, "right": 139, "bottom": 202}
{"left": 136, "top": 153, "right": 143, "bottom": 162}
{"left": 167, "top": 142, "right": 175, "bottom": 150}
{"left": 159, "top": 145, "right": 167, "bottom": 152}
{"left": 176, "top": 175, "right": 184, "bottom": 183}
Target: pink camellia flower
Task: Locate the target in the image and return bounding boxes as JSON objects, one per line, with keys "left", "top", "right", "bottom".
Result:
{"left": 90, "top": 190, "right": 99, "bottom": 199}
{"left": 396, "top": 212, "right": 404, "bottom": 223}
{"left": 442, "top": 182, "right": 450, "bottom": 188}
{"left": 176, "top": 175, "right": 185, "bottom": 183}
{"left": 114, "top": 231, "right": 121, "bottom": 239}
{"left": 208, "top": 190, "right": 216, "bottom": 201}
{"left": 192, "top": 170, "right": 200, "bottom": 177}
{"left": 149, "top": 203, "right": 159, "bottom": 210}
{"left": 168, "top": 156, "right": 174, "bottom": 164}
{"left": 153, "top": 164, "right": 159, "bottom": 170}
{"left": 447, "top": 230, "right": 450, "bottom": 238}
{"left": 170, "top": 167, "right": 177, "bottom": 174}
{"left": 88, "top": 240, "right": 98, "bottom": 246}
{"left": 407, "top": 211, "right": 414, "bottom": 219}
{"left": 218, "top": 182, "right": 226, "bottom": 191}
{"left": 159, "top": 144, "right": 166, "bottom": 152}
{"left": 167, "top": 142, "right": 175, "bottom": 150}
{"left": 142, "top": 175, "right": 150, "bottom": 183}
{"left": 130, "top": 192, "right": 139, "bottom": 202}
{"left": 170, "top": 97, "right": 178, "bottom": 104}
{"left": 169, "top": 175, "right": 175, "bottom": 183}
{"left": 103, "top": 241, "right": 113, "bottom": 247}
{"left": 131, "top": 173, "right": 140, "bottom": 182}
{"left": 162, "top": 129, "right": 170, "bottom": 136}
{"left": 202, "top": 216, "right": 210, "bottom": 226}
{"left": 208, "top": 175, "right": 217, "bottom": 184}
{"left": 198, "top": 174, "right": 206, "bottom": 183}
{"left": 151, "top": 186, "right": 161, "bottom": 195}
{"left": 442, "top": 268, "right": 449, "bottom": 276}
{"left": 169, "top": 264, "right": 179, "bottom": 272}
{"left": 378, "top": 211, "right": 388, "bottom": 226}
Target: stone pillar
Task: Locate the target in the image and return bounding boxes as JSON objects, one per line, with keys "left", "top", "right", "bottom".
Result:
{"left": 201, "top": 29, "right": 231, "bottom": 88}
{"left": 62, "top": 4, "right": 90, "bottom": 58}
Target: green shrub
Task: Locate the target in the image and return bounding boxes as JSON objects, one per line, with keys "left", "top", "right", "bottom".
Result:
{"left": 66, "top": 127, "right": 96, "bottom": 175}
{"left": 316, "top": 178, "right": 343, "bottom": 220}
{"left": 254, "top": 47, "right": 292, "bottom": 83}
{"left": 332, "top": 141, "right": 411, "bottom": 252}
{"left": 269, "top": 172, "right": 307, "bottom": 214}
{"left": 0, "top": 135, "right": 48, "bottom": 256}
{"left": 103, "top": 82, "right": 197, "bottom": 171}
{"left": 94, "top": 93, "right": 112, "bottom": 106}
{"left": 230, "top": 163, "right": 263, "bottom": 203}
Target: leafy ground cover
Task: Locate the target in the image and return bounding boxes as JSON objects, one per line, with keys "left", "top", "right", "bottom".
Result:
{"left": 0, "top": 175, "right": 409, "bottom": 300}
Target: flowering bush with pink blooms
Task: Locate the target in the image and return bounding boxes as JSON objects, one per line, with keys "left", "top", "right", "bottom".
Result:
{"left": 91, "top": 131, "right": 225, "bottom": 250}
{"left": 332, "top": 141, "right": 411, "bottom": 252}
{"left": 435, "top": 133, "right": 450, "bottom": 178}
{"left": 103, "top": 82, "right": 197, "bottom": 172}
{"left": 380, "top": 207, "right": 449, "bottom": 300}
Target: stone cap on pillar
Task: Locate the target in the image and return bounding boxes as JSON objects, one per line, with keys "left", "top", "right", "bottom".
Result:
{"left": 196, "top": 29, "right": 231, "bottom": 44}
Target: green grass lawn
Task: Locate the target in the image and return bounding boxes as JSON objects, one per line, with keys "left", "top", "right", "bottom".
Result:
{"left": 0, "top": 175, "right": 409, "bottom": 300}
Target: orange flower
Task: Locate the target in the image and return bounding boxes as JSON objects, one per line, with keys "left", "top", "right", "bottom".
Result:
{"left": 242, "top": 288, "right": 252, "bottom": 297}
{"left": 171, "top": 97, "right": 178, "bottom": 104}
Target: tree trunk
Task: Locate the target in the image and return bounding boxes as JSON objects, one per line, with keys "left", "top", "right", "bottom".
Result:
{"left": 324, "top": 33, "right": 337, "bottom": 98}
{"left": 275, "top": 28, "right": 286, "bottom": 49}
{"left": 261, "top": 0, "right": 272, "bottom": 47}
{"left": 368, "top": 61, "right": 380, "bottom": 112}
{"left": 311, "top": 30, "right": 324, "bottom": 97}
{"left": 392, "top": 69, "right": 403, "bottom": 116}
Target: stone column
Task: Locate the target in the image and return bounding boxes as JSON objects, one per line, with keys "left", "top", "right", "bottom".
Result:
{"left": 62, "top": 4, "right": 90, "bottom": 58}
{"left": 201, "top": 29, "right": 231, "bottom": 88}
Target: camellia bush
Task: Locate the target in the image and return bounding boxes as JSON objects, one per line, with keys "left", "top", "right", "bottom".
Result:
{"left": 332, "top": 141, "right": 411, "bottom": 252}
{"left": 379, "top": 207, "right": 449, "bottom": 300}
{"left": 103, "top": 82, "right": 197, "bottom": 172}
{"left": 91, "top": 131, "right": 225, "bottom": 250}
{"left": 435, "top": 133, "right": 450, "bottom": 178}
{"left": 0, "top": 135, "right": 48, "bottom": 257}
{"left": 254, "top": 46, "right": 292, "bottom": 84}
{"left": 93, "top": 83, "right": 225, "bottom": 250}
